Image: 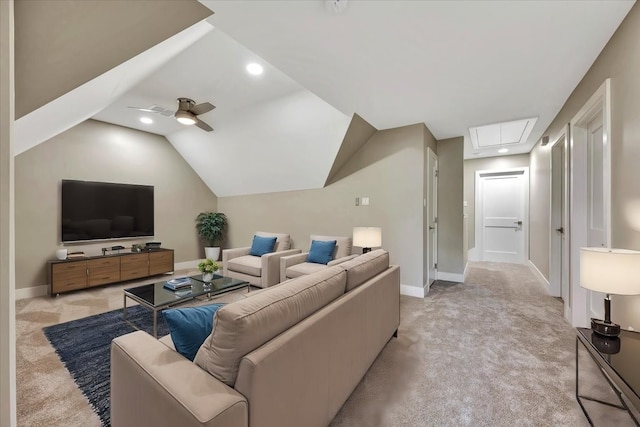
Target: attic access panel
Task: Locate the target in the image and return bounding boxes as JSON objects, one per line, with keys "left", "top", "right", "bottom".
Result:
{"left": 470, "top": 117, "right": 537, "bottom": 149}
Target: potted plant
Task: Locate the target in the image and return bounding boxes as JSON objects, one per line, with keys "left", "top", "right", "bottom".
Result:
{"left": 195, "top": 212, "right": 227, "bottom": 260}
{"left": 198, "top": 258, "right": 220, "bottom": 282}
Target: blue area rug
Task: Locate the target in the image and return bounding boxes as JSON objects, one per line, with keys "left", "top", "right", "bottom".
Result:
{"left": 43, "top": 306, "right": 170, "bottom": 427}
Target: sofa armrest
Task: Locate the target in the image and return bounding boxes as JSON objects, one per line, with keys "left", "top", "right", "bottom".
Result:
{"left": 279, "top": 252, "right": 309, "bottom": 282}
{"left": 260, "top": 249, "right": 302, "bottom": 287}
{"left": 222, "top": 247, "right": 251, "bottom": 276}
{"left": 327, "top": 254, "right": 358, "bottom": 267}
{"left": 111, "top": 331, "right": 248, "bottom": 427}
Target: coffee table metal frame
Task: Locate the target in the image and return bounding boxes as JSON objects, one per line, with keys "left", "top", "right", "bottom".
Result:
{"left": 123, "top": 274, "right": 249, "bottom": 337}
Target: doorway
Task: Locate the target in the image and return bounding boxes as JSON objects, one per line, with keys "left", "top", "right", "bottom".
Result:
{"left": 569, "top": 79, "right": 611, "bottom": 327}
{"left": 475, "top": 167, "right": 529, "bottom": 264}
{"left": 426, "top": 147, "right": 438, "bottom": 288}
{"left": 549, "top": 127, "right": 570, "bottom": 318}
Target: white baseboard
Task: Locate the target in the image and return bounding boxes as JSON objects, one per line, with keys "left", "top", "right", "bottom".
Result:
{"left": 527, "top": 260, "right": 550, "bottom": 290}
{"left": 437, "top": 271, "right": 464, "bottom": 282}
{"left": 174, "top": 260, "right": 200, "bottom": 270}
{"left": 15, "top": 285, "right": 48, "bottom": 300}
{"left": 400, "top": 284, "right": 425, "bottom": 298}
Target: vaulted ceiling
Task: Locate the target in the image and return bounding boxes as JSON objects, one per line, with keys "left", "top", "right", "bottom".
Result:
{"left": 15, "top": 0, "right": 635, "bottom": 196}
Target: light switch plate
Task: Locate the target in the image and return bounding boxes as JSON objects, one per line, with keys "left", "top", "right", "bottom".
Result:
{"left": 362, "top": 197, "right": 370, "bottom": 206}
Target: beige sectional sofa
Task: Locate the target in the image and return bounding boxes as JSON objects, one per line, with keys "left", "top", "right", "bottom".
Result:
{"left": 111, "top": 249, "right": 400, "bottom": 427}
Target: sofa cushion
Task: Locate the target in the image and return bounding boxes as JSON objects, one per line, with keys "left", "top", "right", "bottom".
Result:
{"left": 339, "top": 249, "right": 390, "bottom": 291}
{"left": 310, "top": 235, "right": 352, "bottom": 260}
{"left": 227, "top": 255, "right": 262, "bottom": 277}
{"left": 286, "top": 262, "right": 328, "bottom": 279}
{"left": 162, "top": 303, "right": 225, "bottom": 361}
{"left": 307, "top": 240, "right": 337, "bottom": 264}
{"left": 249, "top": 235, "right": 277, "bottom": 257}
{"left": 194, "top": 266, "right": 347, "bottom": 386}
{"left": 255, "top": 231, "right": 291, "bottom": 251}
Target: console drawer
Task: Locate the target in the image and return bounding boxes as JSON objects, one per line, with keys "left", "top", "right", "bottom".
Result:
{"left": 121, "top": 254, "right": 148, "bottom": 268}
{"left": 121, "top": 268, "right": 148, "bottom": 281}
{"left": 149, "top": 251, "right": 173, "bottom": 275}
{"left": 89, "top": 271, "right": 121, "bottom": 286}
{"left": 51, "top": 261, "right": 87, "bottom": 293}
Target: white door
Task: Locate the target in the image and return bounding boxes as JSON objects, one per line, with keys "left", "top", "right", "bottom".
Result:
{"left": 587, "top": 113, "right": 606, "bottom": 319}
{"left": 477, "top": 169, "right": 528, "bottom": 263}
{"left": 427, "top": 148, "right": 438, "bottom": 285}
{"left": 569, "top": 79, "right": 611, "bottom": 328}
{"left": 550, "top": 134, "right": 568, "bottom": 300}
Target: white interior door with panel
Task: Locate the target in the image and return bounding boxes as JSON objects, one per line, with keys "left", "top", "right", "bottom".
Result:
{"left": 426, "top": 148, "right": 438, "bottom": 286}
{"left": 550, "top": 130, "right": 569, "bottom": 302}
{"left": 586, "top": 113, "right": 607, "bottom": 319}
{"left": 569, "top": 79, "right": 611, "bottom": 328}
{"left": 475, "top": 168, "right": 529, "bottom": 264}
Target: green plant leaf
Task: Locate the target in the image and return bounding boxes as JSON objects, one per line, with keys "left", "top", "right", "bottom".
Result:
{"left": 195, "top": 212, "right": 228, "bottom": 247}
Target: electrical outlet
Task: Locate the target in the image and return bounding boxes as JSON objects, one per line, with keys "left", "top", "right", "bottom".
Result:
{"left": 362, "top": 197, "right": 370, "bottom": 206}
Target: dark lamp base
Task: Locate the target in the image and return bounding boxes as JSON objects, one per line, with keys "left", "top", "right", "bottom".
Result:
{"left": 591, "top": 318, "right": 621, "bottom": 337}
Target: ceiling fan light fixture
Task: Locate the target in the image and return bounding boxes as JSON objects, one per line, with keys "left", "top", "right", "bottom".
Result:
{"left": 175, "top": 110, "right": 197, "bottom": 125}
{"left": 139, "top": 117, "right": 153, "bottom": 124}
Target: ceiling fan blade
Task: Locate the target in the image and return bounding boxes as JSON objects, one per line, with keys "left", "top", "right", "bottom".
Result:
{"left": 189, "top": 102, "right": 215, "bottom": 116}
{"left": 128, "top": 106, "right": 158, "bottom": 113}
{"left": 195, "top": 118, "right": 214, "bottom": 132}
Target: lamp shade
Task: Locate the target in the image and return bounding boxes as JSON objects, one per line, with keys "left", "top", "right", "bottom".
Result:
{"left": 580, "top": 248, "right": 640, "bottom": 295}
{"left": 353, "top": 227, "right": 382, "bottom": 248}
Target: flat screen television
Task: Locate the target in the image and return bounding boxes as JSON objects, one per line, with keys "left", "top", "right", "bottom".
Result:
{"left": 61, "top": 179, "right": 154, "bottom": 243}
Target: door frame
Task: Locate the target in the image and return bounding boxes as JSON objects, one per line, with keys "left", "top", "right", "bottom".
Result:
{"left": 569, "top": 79, "right": 612, "bottom": 327}
{"left": 425, "top": 147, "right": 438, "bottom": 291}
{"left": 474, "top": 166, "right": 530, "bottom": 264}
{"left": 548, "top": 126, "right": 571, "bottom": 319}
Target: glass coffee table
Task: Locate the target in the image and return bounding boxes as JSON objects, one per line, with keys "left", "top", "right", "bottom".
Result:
{"left": 123, "top": 274, "right": 249, "bottom": 337}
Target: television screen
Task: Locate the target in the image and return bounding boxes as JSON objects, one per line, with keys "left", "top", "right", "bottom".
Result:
{"left": 61, "top": 179, "right": 154, "bottom": 243}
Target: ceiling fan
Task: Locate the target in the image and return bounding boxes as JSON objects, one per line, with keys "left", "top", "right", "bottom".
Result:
{"left": 128, "top": 98, "right": 215, "bottom": 132}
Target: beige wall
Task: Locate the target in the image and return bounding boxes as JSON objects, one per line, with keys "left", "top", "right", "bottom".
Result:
{"left": 1, "top": 0, "right": 16, "bottom": 423}
{"left": 436, "top": 137, "right": 465, "bottom": 275}
{"left": 325, "top": 113, "right": 377, "bottom": 186}
{"left": 463, "top": 154, "right": 530, "bottom": 252}
{"left": 14, "top": 0, "right": 211, "bottom": 118}
{"left": 15, "top": 119, "right": 217, "bottom": 290}
{"left": 219, "top": 124, "right": 427, "bottom": 289}
{"left": 529, "top": 3, "right": 640, "bottom": 328}
{"left": 528, "top": 145, "right": 551, "bottom": 278}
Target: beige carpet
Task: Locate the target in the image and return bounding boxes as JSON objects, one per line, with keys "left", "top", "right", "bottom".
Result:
{"left": 15, "top": 262, "right": 632, "bottom": 426}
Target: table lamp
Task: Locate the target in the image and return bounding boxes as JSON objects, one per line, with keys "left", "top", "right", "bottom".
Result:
{"left": 580, "top": 248, "right": 640, "bottom": 337}
{"left": 353, "top": 227, "right": 382, "bottom": 254}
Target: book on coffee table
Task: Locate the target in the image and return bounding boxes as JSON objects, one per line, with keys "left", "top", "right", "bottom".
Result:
{"left": 163, "top": 278, "right": 191, "bottom": 291}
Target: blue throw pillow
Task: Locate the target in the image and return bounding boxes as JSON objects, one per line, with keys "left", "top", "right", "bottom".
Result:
{"left": 162, "top": 303, "right": 224, "bottom": 361}
{"left": 250, "top": 235, "right": 277, "bottom": 256}
{"left": 307, "top": 240, "right": 337, "bottom": 265}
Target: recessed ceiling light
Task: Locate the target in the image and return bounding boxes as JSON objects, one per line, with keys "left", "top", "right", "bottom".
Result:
{"left": 140, "top": 117, "right": 153, "bottom": 124}
{"left": 498, "top": 148, "right": 509, "bottom": 154}
{"left": 246, "top": 63, "right": 264, "bottom": 76}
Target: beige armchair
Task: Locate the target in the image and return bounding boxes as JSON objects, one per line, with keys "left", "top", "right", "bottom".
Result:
{"left": 280, "top": 235, "right": 357, "bottom": 282}
{"left": 223, "top": 231, "right": 300, "bottom": 288}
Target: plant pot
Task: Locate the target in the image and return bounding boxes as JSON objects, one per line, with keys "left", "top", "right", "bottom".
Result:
{"left": 202, "top": 272, "right": 214, "bottom": 282}
{"left": 55, "top": 249, "right": 68, "bottom": 260}
{"left": 204, "top": 247, "right": 220, "bottom": 261}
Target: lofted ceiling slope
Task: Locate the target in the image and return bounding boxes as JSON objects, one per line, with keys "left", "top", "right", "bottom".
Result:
{"left": 15, "top": 1, "right": 636, "bottom": 198}
{"left": 202, "top": 0, "right": 634, "bottom": 159}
